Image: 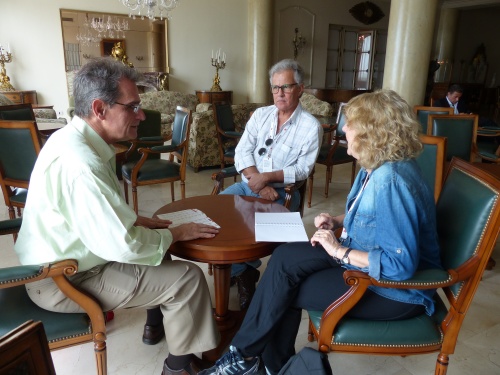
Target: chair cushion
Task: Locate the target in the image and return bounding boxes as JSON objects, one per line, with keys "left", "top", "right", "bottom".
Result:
{"left": 122, "top": 159, "right": 180, "bottom": 181}
{"left": 0, "top": 285, "right": 91, "bottom": 343}
{"left": 317, "top": 144, "right": 350, "bottom": 163}
{"left": 308, "top": 295, "right": 447, "bottom": 347}
{"left": 9, "top": 188, "right": 28, "bottom": 205}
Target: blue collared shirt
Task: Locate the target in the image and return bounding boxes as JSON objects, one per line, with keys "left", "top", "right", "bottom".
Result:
{"left": 340, "top": 159, "right": 442, "bottom": 315}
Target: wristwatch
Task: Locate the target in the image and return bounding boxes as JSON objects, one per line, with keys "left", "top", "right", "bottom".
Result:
{"left": 342, "top": 248, "right": 353, "bottom": 264}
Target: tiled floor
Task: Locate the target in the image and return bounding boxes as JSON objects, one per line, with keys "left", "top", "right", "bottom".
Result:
{"left": 1, "top": 163, "right": 499, "bottom": 375}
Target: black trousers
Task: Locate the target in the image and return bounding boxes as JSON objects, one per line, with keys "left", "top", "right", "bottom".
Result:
{"left": 231, "top": 242, "right": 425, "bottom": 374}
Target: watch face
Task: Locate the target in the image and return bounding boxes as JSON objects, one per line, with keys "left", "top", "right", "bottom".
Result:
{"left": 342, "top": 257, "right": 349, "bottom": 264}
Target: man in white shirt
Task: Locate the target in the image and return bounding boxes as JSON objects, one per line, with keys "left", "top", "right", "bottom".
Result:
{"left": 15, "top": 58, "right": 219, "bottom": 375}
{"left": 220, "top": 59, "right": 323, "bottom": 310}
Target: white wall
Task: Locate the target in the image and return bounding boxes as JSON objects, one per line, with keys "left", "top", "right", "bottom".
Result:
{"left": 0, "top": 0, "right": 249, "bottom": 117}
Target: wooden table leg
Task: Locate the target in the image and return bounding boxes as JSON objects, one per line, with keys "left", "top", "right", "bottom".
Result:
{"left": 202, "top": 263, "right": 244, "bottom": 363}
{"left": 212, "top": 263, "right": 235, "bottom": 329}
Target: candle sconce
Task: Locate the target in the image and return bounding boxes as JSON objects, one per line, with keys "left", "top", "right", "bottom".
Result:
{"left": 0, "top": 44, "right": 15, "bottom": 91}
{"left": 82, "top": 53, "right": 92, "bottom": 59}
{"left": 136, "top": 56, "right": 144, "bottom": 61}
{"left": 292, "top": 28, "right": 306, "bottom": 60}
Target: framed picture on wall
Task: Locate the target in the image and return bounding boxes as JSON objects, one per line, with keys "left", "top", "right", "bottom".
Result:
{"left": 101, "top": 39, "right": 125, "bottom": 57}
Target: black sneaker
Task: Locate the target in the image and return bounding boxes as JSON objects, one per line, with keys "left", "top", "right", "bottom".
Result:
{"left": 197, "top": 346, "right": 263, "bottom": 375}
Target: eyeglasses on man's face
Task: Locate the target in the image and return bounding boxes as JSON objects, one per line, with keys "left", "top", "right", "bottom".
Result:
{"left": 270, "top": 83, "right": 298, "bottom": 94}
{"left": 112, "top": 101, "right": 142, "bottom": 114}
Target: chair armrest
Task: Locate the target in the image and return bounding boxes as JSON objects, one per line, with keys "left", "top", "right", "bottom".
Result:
{"left": 211, "top": 167, "right": 238, "bottom": 195}
{"left": 0, "top": 260, "right": 78, "bottom": 289}
{"left": 316, "top": 267, "right": 454, "bottom": 348}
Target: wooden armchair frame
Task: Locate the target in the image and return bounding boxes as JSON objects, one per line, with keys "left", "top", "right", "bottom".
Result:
{"left": 307, "top": 158, "right": 500, "bottom": 375}
{"left": 122, "top": 106, "right": 191, "bottom": 213}
{"left": 0, "top": 223, "right": 108, "bottom": 375}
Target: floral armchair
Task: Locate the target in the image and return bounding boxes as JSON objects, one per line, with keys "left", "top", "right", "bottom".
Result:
{"left": 300, "top": 92, "right": 334, "bottom": 117}
{"left": 139, "top": 90, "right": 199, "bottom": 138}
{"left": 188, "top": 103, "right": 267, "bottom": 171}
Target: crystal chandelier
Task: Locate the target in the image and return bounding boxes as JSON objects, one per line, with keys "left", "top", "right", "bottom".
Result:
{"left": 76, "top": 15, "right": 100, "bottom": 47}
{"left": 90, "top": 15, "right": 129, "bottom": 39}
{"left": 119, "top": 0, "right": 180, "bottom": 20}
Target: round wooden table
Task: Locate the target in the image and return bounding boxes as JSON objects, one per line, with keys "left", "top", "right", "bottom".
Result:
{"left": 154, "top": 194, "right": 289, "bottom": 360}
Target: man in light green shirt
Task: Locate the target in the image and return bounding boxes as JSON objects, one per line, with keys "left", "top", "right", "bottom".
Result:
{"left": 15, "top": 58, "right": 219, "bottom": 375}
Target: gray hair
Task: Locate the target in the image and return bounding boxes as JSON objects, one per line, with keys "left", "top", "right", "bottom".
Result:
{"left": 268, "top": 59, "right": 304, "bottom": 85}
{"left": 73, "top": 58, "right": 142, "bottom": 118}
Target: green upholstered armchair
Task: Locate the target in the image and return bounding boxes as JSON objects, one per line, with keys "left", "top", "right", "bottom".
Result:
{"left": 0, "top": 219, "right": 108, "bottom": 375}
{"left": 416, "top": 134, "right": 447, "bottom": 202}
{"left": 0, "top": 120, "right": 42, "bottom": 219}
{"left": 213, "top": 102, "right": 243, "bottom": 170}
{"left": 307, "top": 103, "right": 356, "bottom": 208}
{"left": 307, "top": 158, "right": 500, "bottom": 375}
{"left": 427, "top": 114, "right": 479, "bottom": 162}
{"left": 122, "top": 106, "right": 191, "bottom": 214}
{"left": 413, "top": 105, "right": 454, "bottom": 134}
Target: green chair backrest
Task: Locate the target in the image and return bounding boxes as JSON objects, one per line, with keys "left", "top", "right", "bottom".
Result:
{"left": 214, "top": 102, "right": 236, "bottom": 133}
{"left": 436, "top": 159, "right": 499, "bottom": 296}
{"left": 0, "top": 104, "right": 36, "bottom": 121}
{"left": 0, "top": 121, "right": 40, "bottom": 182}
{"left": 428, "top": 115, "right": 477, "bottom": 162}
{"left": 124, "top": 109, "right": 162, "bottom": 162}
{"left": 414, "top": 106, "right": 453, "bottom": 134}
{"left": 171, "top": 107, "right": 190, "bottom": 157}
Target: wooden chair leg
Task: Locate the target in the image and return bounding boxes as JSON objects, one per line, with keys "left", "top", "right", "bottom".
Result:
{"left": 180, "top": 181, "right": 185, "bottom": 199}
{"left": 8, "top": 206, "right": 16, "bottom": 220}
{"left": 435, "top": 352, "right": 449, "bottom": 375}
{"left": 208, "top": 264, "right": 213, "bottom": 276}
{"left": 132, "top": 187, "right": 139, "bottom": 214}
{"left": 307, "top": 171, "right": 315, "bottom": 208}
{"left": 324, "top": 166, "right": 332, "bottom": 198}
{"left": 170, "top": 182, "right": 175, "bottom": 202}
{"left": 123, "top": 180, "right": 129, "bottom": 204}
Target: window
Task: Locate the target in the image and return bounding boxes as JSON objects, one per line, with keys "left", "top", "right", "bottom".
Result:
{"left": 325, "top": 25, "right": 387, "bottom": 90}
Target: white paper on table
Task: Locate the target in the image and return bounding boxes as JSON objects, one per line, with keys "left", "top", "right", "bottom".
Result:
{"left": 157, "top": 209, "right": 220, "bottom": 228}
{"left": 254, "top": 212, "right": 308, "bottom": 242}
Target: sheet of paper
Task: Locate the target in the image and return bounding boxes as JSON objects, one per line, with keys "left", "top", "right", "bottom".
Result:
{"left": 255, "top": 212, "right": 308, "bottom": 242}
{"left": 157, "top": 209, "right": 220, "bottom": 228}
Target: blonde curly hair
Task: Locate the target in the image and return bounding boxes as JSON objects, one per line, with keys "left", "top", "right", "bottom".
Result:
{"left": 343, "top": 89, "right": 422, "bottom": 170}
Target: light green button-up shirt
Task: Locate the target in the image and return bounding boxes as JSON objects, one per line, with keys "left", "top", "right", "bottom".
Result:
{"left": 15, "top": 116, "right": 172, "bottom": 272}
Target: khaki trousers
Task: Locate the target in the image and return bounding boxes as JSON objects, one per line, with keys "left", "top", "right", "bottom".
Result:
{"left": 26, "top": 259, "right": 220, "bottom": 355}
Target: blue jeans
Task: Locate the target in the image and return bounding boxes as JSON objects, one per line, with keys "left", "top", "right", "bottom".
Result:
{"left": 220, "top": 181, "right": 300, "bottom": 277}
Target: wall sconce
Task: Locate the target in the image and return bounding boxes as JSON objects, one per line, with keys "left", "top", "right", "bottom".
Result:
{"left": 82, "top": 53, "right": 92, "bottom": 59}
{"left": 136, "top": 56, "right": 144, "bottom": 61}
{"left": 292, "top": 28, "right": 306, "bottom": 60}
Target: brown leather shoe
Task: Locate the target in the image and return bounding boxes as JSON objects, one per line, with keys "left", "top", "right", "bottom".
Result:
{"left": 235, "top": 267, "right": 260, "bottom": 310}
{"left": 161, "top": 361, "right": 199, "bottom": 375}
{"left": 142, "top": 324, "right": 165, "bottom": 345}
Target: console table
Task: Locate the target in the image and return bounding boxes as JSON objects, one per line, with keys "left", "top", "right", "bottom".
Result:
{"left": 0, "top": 90, "right": 38, "bottom": 105}
{"left": 196, "top": 90, "right": 233, "bottom": 104}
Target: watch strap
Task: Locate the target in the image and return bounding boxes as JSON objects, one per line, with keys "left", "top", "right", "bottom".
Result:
{"left": 342, "top": 247, "right": 353, "bottom": 264}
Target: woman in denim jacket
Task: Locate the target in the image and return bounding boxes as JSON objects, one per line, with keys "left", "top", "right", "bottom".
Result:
{"left": 199, "top": 90, "right": 442, "bottom": 375}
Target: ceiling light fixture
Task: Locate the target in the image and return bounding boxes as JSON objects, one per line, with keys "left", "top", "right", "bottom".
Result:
{"left": 119, "top": 0, "right": 180, "bottom": 20}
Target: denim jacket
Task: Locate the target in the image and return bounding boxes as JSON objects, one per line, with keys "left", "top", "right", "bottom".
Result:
{"left": 340, "top": 159, "right": 442, "bottom": 315}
